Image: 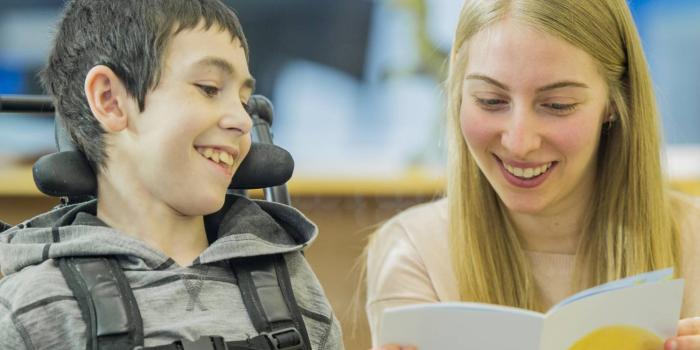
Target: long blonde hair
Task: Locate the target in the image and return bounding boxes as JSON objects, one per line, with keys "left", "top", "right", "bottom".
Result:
{"left": 446, "top": 0, "right": 681, "bottom": 311}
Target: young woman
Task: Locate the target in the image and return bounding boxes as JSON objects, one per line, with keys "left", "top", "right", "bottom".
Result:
{"left": 366, "top": 1, "right": 700, "bottom": 349}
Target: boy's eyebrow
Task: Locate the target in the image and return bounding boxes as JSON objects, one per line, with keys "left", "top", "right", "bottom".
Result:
{"left": 465, "top": 74, "right": 588, "bottom": 92}
{"left": 194, "top": 56, "right": 256, "bottom": 91}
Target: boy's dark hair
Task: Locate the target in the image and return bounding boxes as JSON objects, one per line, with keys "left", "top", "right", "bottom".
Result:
{"left": 40, "top": 0, "right": 248, "bottom": 170}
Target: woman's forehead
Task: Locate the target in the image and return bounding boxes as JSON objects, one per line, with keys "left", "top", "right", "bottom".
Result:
{"left": 464, "top": 18, "right": 605, "bottom": 91}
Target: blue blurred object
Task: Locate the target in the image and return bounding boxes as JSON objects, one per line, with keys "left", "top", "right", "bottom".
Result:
{"left": 0, "top": 0, "right": 698, "bottom": 175}
{"left": 630, "top": 0, "right": 700, "bottom": 145}
{"left": 0, "top": 67, "right": 24, "bottom": 94}
{"left": 0, "top": 116, "right": 56, "bottom": 157}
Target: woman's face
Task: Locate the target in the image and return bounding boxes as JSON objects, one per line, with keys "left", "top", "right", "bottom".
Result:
{"left": 460, "top": 18, "right": 610, "bottom": 216}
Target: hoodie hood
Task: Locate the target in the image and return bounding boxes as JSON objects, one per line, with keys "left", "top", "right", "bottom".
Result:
{"left": 0, "top": 194, "right": 317, "bottom": 276}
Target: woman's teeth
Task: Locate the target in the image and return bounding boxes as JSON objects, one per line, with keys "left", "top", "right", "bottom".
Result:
{"left": 504, "top": 162, "right": 552, "bottom": 179}
{"left": 197, "top": 147, "right": 235, "bottom": 167}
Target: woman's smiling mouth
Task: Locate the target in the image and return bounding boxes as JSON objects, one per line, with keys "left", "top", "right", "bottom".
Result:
{"left": 493, "top": 154, "right": 558, "bottom": 188}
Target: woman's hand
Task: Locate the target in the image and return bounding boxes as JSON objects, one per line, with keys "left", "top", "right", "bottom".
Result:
{"left": 370, "top": 345, "right": 416, "bottom": 350}
{"left": 665, "top": 318, "right": 700, "bottom": 350}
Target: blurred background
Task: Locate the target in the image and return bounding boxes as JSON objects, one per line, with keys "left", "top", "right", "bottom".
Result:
{"left": 1, "top": 1, "right": 699, "bottom": 349}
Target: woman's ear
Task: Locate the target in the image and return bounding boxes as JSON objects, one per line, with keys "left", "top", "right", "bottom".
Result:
{"left": 84, "top": 65, "right": 131, "bottom": 133}
{"left": 603, "top": 103, "right": 618, "bottom": 124}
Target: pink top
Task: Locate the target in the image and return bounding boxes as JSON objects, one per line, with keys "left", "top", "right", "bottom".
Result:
{"left": 366, "top": 195, "right": 700, "bottom": 346}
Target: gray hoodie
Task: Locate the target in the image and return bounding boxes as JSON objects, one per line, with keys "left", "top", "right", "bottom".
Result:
{"left": 0, "top": 195, "right": 344, "bottom": 350}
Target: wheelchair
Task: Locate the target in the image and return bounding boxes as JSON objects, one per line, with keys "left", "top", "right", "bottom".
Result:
{"left": 0, "top": 94, "right": 293, "bottom": 206}
{"left": 0, "top": 94, "right": 313, "bottom": 350}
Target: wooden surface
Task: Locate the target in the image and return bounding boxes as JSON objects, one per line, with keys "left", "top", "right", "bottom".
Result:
{"left": 3, "top": 164, "right": 700, "bottom": 196}
{"left": 1, "top": 166, "right": 699, "bottom": 350}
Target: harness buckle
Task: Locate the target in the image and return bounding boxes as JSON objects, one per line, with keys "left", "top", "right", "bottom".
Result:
{"left": 262, "top": 327, "right": 303, "bottom": 350}
{"left": 175, "top": 336, "right": 228, "bottom": 350}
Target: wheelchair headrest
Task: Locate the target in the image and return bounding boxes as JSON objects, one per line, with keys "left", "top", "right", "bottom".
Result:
{"left": 0, "top": 94, "right": 294, "bottom": 198}
{"left": 32, "top": 143, "right": 294, "bottom": 197}
{"left": 246, "top": 94, "right": 274, "bottom": 126}
{"left": 32, "top": 150, "right": 96, "bottom": 197}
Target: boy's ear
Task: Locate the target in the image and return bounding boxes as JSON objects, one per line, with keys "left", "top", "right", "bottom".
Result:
{"left": 84, "top": 65, "right": 132, "bottom": 133}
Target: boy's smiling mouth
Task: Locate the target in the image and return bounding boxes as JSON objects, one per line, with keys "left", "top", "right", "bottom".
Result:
{"left": 196, "top": 146, "right": 238, "bottom": 175}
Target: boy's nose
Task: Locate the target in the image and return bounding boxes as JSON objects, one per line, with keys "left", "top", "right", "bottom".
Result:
{"left": 219, "top": 102, "right": 253, "bottom": 135}
{"left": 500, "top": 111, "right": 542, "bottom": 159}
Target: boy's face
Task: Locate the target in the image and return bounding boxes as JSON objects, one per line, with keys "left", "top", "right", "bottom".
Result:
{"left": 115, "top": 25, "right": 253, "bottom": 216}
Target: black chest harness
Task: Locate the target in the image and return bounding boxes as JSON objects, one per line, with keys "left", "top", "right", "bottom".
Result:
{"left": 57, "top": 254, "right": 311, "bottom": 350}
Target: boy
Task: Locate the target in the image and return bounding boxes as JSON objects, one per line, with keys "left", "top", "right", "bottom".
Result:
{"left": 0, "top": 1, "right": 343, "bottom": 349}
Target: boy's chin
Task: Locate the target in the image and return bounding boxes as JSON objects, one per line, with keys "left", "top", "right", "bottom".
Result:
{"left": 172, "top": 194, "right": 227, "bottom": 217}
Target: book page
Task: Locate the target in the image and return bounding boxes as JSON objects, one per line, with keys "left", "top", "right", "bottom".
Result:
{"left": 379, "top": 302, "right": 544, "bottom": 350}
{"left": 549, "top": 268, "right": 676, "bottom": 311}
{"left": 540, "top": 279, "right": 684, "bottom": 350}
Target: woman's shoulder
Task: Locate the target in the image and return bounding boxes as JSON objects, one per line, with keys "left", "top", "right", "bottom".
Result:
{"left": 368, "top": 199, "right": 449, "bottom": 270}
{"left": 670, "top": 191, "right": 700, "bottom": 238}
{"left": 383, "top": 197, "right": 448, "bottom": 232}
{"left": 670, "top": 191, "right": 700, "bottom": 262}
{"left": 669, "top": 192, "right": 700, "bottom": 317}
{"left": 373, "top": 197, "right": 449, "bottom": 247}
{"left": 367, "top": 197, "right": 458, "bottom": 304}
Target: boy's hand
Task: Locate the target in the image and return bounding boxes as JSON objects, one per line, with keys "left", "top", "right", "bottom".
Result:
{"left": 665, "top": 318, "right": 700, "bottom": 350}
{"left": 370, "top": 345, "right": 416, "bottom": 350}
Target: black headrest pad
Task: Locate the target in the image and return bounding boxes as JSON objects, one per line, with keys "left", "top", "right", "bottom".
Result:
{"left": 31, "top": 143, "right": 294, "bottom": 197}
{"left": 33, "top": 150, "right": 96, "bottom": 197}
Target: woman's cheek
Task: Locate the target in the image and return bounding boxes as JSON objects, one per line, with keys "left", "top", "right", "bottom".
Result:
{"left": 460, "top": 106, "right": 497, "bottom": 150}
{"left": 549, "top": 116, "right": 602, "bottom": 157}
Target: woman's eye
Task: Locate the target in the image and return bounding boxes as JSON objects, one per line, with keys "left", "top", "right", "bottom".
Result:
{"left": 195, "top": 84, "right": 220, "bottom": 97}
{"left": 475, "top": 97, "right": 508, "bottom": 110}
{"left": 543, "top": 102, "right": 578, "bottom": 114}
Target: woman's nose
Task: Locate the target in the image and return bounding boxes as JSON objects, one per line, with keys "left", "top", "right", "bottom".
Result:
{"left": 500, "top": 110, "right": 542, "bottom": 159}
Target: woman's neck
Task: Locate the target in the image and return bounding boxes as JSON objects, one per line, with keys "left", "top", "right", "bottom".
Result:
{"left": 508, "top": 193, "right": 592, "bottom": 255}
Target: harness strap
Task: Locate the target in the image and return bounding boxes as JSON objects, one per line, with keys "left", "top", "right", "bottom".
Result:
{"left": 58, "top": 257, "right": 144, "bottom": 350}
{"left": 231, "top": 255, "right": 310, "bottom": 350}
{"left": 144, "top": 333, "right": 293, "bottom": 350}
{"left": 0, "top": 220, "right": 11, "bottom": 232}
{"left": 143, "top": 255, "right": 308, "bottom": 350}
{"left": 59, "top": 254, "right": 309, "bottom": 350}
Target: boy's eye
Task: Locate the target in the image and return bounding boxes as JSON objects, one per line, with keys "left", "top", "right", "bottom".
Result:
{"left": 195, "top": 84, "right": 220, "bottom": 97}
{"left": 474, "top": 97, "right": 508, "bottom": 111}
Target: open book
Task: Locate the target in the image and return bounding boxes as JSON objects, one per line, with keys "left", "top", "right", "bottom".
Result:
{"left": 379, "top": 269, "right": 684, "bottom": 350}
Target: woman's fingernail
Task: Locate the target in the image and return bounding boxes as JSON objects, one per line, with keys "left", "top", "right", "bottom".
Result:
{"left": 667, "top": 339, "right": 677, "bottom": 350}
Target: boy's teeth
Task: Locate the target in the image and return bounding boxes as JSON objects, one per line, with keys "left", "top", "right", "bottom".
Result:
{"left": 504, "top": 162, "right": 552, "bottom": 179}
{"left": 221, "top": 152, "right": 232, "bottom": 165}
{"left": 197, "top": 147, "right": 234, "bottom": 167}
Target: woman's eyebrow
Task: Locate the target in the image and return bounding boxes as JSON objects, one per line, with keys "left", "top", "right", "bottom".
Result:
{"left": 536, "top": 81, "right": 589, "bottom": 92}
{"left": 465, "top": 74, "right": 510, "bottom": 91}
{"left": 465, "top": 73, "right": 589, "bottom": 92}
